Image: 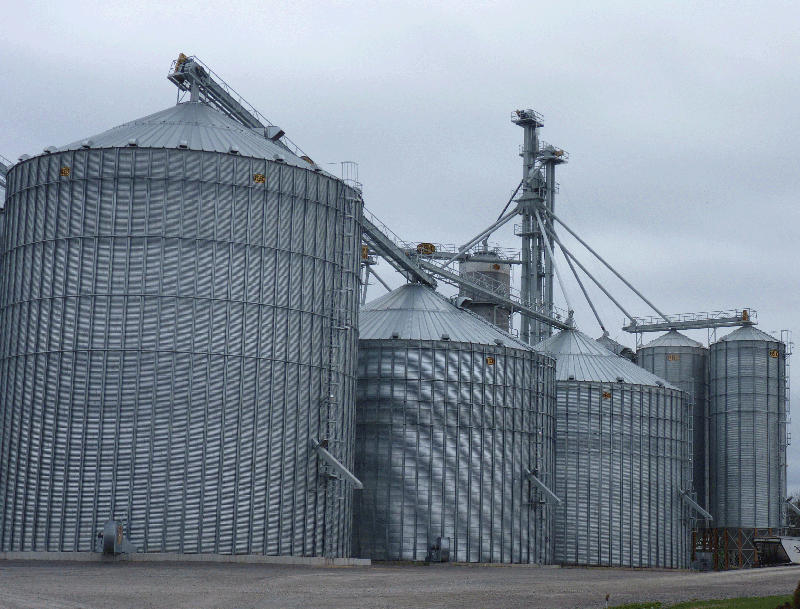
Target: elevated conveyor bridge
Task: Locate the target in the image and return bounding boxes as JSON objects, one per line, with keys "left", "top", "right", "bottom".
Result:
{"left": 360, "top": 209, "right": 570, "bottom": 331}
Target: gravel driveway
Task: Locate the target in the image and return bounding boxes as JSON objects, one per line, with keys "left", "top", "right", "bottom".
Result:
{"left": 1, "top": 560, "right": 798, "bottom": 609}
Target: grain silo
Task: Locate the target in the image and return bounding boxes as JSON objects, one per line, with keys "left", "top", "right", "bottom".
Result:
{"left": 458, "top": 250, "right": 513, "bottom": 332}
{"left": 0, "top": 99, "right": 362, "bottom": 556}
{"left": 353, "top": 283, "right": 557, "bottom": 563}
{"left": 708, "top": 325, "right": 787, "bottom": 529}
{"left": 637, "top": 330, "right": 709, "bottom": 511}
{"left": 534, "top": 329, "right": 693, "bottom": 567}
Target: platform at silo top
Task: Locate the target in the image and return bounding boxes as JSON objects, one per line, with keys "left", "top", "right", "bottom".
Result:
{"left": 0, "top": 560, "right": 797, "bottom": 608}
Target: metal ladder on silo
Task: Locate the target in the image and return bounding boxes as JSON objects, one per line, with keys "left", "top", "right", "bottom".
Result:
{"left": 318, "top": 176, "right": 360, "bottom": 557}
{"left": 781, "top": 331, "right": 793, "bottom": 528}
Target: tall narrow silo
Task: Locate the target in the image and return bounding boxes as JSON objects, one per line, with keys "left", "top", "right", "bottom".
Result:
{"left": 708, "top": 326, "right": 787, "bottom": 529}
{"left": 637, "top": 330, "right": 709, "bottom": 510}
{"left": 534, "top": 329, "right": 693, "bottom": 568}
{"left": 353, "top": 283, "right": 557, "bottom": 563}
{"left": 0, "top": 101, "right": 362, "bottom": 556}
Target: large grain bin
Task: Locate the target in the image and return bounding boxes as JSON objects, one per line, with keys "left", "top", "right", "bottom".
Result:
{"left": 534, "top": 329, "right": 693, "bottom": 567}
{"left": 0, "top": 101, "right": 362, "bottom": 556}
{"left": 637, "top": 330, "right": 709, "bottom": 510}
{"left": 708, "top": 325, "right": 787, "bottom": 529}
{"left": 353, "top": 283, "right": 557, "bottom": 563}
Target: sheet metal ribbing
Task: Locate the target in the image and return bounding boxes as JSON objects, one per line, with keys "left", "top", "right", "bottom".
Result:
{"left": 708, "top": 337, "right": 786, "bottom": 529}
{"left": 553, "top": 381, "right": 691, "bottom": 567}
{"left": 637, "top": 341, "right": 708, "bottom": 509}
{"left": 353, "top": 340, "right": 556, "bottom": 563}
{"left": 0, "top": 146, "right": 361, "bottom": 555}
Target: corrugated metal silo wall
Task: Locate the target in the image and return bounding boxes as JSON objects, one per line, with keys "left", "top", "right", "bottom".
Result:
{"left": 458, "top": 261, "right": 512, "bottom": 332}
{"left": 0, "top": 147, "right": 361, "bottom": 556}
{"left": 637, "top": 345, "right": 708, "bottom": 509}
{"left": 709, "top": 339, "right": 786, "bottom": 528}
{"left": 554, "top": 382, "right": 692, "bottom": 567}
{"left": 353, "top": 340, "right": 557, "bottom": 563}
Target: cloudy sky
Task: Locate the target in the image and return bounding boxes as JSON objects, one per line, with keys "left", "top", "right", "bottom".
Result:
{"left": 4, "top": 1, "right": 800, "bottom": 486}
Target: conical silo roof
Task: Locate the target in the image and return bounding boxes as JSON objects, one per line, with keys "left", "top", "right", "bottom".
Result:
{"left": 359, "top": 283, "right": 530, "bottom": 349}
{"left": 534, "top": 328, "right": 676, "bottom": 387}
{"left": 717, "top": 325, "right": 781, "bottom": 343}
{"left": 641, "top": 329, "right": 704, "bottom": 349}
{"left": 58, "top": 101, "right": 316, "bottom": 171}
{"left": 596, "top": 332, "right": 635, "bottom": 357}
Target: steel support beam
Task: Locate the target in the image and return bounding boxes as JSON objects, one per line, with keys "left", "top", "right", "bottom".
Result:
{"left": 680, "top": 489, "right": 713, "bottom": 520}
{"left": 624, "top": 316, "right": 753, "bottom": 333}
{"left": 525, "top": 469, "right": 562, "bottom": 505}
{"left": 402, "top": 250, "right": 522, "bottom": 264}
{"left": 312, "top": 439, "right": 363, "bottom": 489}
{"left": 415, "top": 258, "right": 570, "bottom": 330}
{"left": 361, "top": 215, "right": 437, "bottom": 288}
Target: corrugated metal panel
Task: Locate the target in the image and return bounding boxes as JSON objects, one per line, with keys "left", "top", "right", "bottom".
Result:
{"left": 0, "top": 145, "right": 362, "bottom": 556}
{"left": 353, "top": 339, "right": 557, "bottom": 563}
{"left": 56, "top": 103, "right": 319, "bottom": 173}
{"left": 637, "top": 330, "right": 709, "bottom": 510}
{"left": 708, "top": 328, "right": 786, "bottom": 528}
{"left": 553, "top": 381, "right": 692, "bottom": 567}
{"left": 534, "top": 329, "right": 677, "bottom": 388}
{"left": 536, "top": 329, "right": 691, "bottom": 567}
{"left": 359, "top": 283, "right": 530, "bottom": 350}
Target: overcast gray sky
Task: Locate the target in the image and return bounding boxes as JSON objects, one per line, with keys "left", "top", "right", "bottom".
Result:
{"left": 4, "top": 0, "right": 800, "bottom": 487}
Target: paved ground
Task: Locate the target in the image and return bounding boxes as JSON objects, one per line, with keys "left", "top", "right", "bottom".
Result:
{"left": 0, "top": 560, "right": 798, "bottom": 609}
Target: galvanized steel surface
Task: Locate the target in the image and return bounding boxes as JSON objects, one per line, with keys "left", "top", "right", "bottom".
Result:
{"left": 58, "top": 102, "right": 318, "bottom": 172}
{"left": 536, "top": 329, "right": 691, "bottom": 567}
{"left": 709, "top": 326, "right": 786, "bottom": 529}
{"left": 0, "top": 138, "right": 362, "bottom": 555}
{"left": 637, "top": 330, "right": 709, "bottom": 509}
{"left": 458, "top": 257, "right": 513, "bottom": 332}
{"left": 595, "top": 334, "right": 635, "bottom": 361}
{"left": 359, "top": 283, "right": 531, "bottom": 350}
{"left": 353, "top": 325, "right": 557, "bottom": 562}
{"left": 534, "top": 329, "right": 677, "bottom": 387}
{"left": 553, "top": 380, "right": 692, "bottom": 567}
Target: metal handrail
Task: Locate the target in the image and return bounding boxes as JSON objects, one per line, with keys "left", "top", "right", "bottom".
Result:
{"left": 627, "top": 309, "right": 757, "bottom": 327}
{"left": 401, "top": 241, "right": 520, "bottom": 261}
